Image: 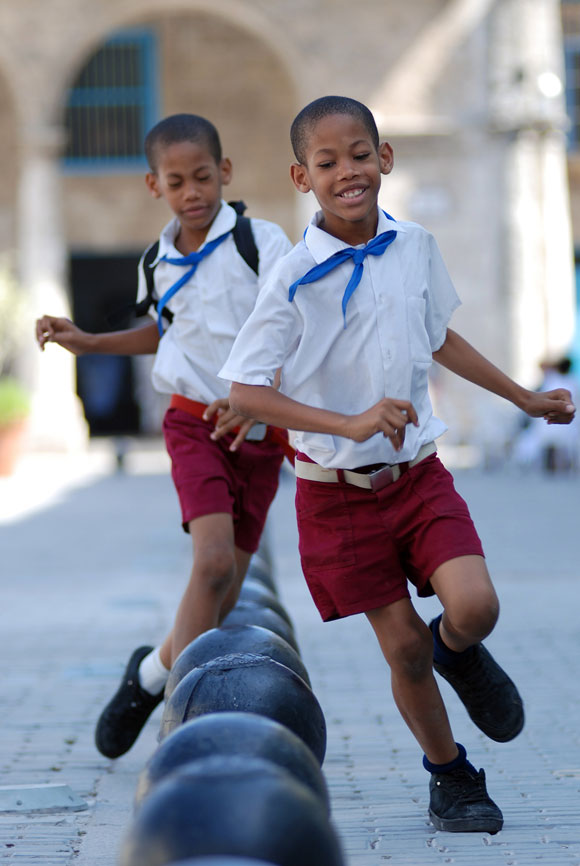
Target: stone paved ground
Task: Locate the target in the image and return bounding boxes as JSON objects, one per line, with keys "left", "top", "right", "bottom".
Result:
{"left": 1, "top": 441, "right": 579, "bottom": 865}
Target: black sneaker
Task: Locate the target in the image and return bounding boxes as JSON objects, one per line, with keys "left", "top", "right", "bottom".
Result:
{"left": 430, "top": 620, "right": 524, "bottom": 742}
{"left": 95, "top": 646, "right": 163, "bottom": 758}
{"left": 429, "top": 764, "right": 503, "bottom": 834}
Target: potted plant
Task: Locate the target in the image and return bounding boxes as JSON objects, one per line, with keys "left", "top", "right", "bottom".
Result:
{"left": 0, "top": 377, "right": 29, "bottom": 474}
{"left": 0, "top": 254, "right": 30, "bottom": 475}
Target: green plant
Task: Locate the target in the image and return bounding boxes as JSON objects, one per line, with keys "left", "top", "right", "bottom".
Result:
{"left": 0, "top": 252, "right": 31, "bottom": 429}
{"left": 0, "top": 377, "right": 29, "bottom": 427}
{"left": 0, "top": 253, "right": 28, "bottom": 378}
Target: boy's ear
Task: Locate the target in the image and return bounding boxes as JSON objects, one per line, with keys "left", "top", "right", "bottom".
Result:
{"left": 378, "top": 141, "right": 394, "bottom": 176}
{"left": 145, "top": 172, "right": 162, "bottom": 199}
{"left": 220, "top": 157, "right": 233, "bottom": 186}
{"left": 290, "top": 162, "right": 311, "bottom": 194}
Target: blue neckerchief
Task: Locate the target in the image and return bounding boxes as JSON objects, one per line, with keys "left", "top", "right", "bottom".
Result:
{"left": 155, "top": 230, "right": 231, "bottom": 335}
{"left": 288, "top": 211, "right": 397, "bottom": 327}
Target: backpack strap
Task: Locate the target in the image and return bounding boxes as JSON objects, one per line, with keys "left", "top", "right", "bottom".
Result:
{"left": 111, "top": 204, "right": 258, "bottom": 326}
{"left": 135, "top": 240, "right": 174, "bottom": 323}
{"left": 136, "top": 203, "right": 258, "bottom": 316}
{"left": 228, "top": 200, "right": 259, "bottom": 276}
{"left": 106, "top": 241, "right": 163, "bottom": 327}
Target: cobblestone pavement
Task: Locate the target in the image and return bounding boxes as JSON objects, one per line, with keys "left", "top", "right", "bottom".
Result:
{"left": 1, "top": 441, "right": 579, "bottom": 865}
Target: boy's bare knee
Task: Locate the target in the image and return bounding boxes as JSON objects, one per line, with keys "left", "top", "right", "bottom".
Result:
{"left": 193, "top": 547, "right": 237, "bottom": 597}
{"left": 444, "top": 592, "right": 499, "bottom": 643}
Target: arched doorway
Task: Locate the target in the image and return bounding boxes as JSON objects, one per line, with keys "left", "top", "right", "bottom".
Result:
{"left": 59, "top": 11, "right": 298, "bottom": 435}
{"left": 61, "top": 11, "right": 298, "bottom": 251}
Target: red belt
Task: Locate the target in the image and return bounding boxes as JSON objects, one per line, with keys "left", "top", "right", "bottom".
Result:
{"left": 170, "top": 394, "right": 295, "bottom": 465}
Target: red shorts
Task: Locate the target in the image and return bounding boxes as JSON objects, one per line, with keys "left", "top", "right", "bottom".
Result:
{"left": 163, "top": 407, "right": 284, "bottom": 553}
{"left": 295, "top": 452, "right": 484, "bottom": 622}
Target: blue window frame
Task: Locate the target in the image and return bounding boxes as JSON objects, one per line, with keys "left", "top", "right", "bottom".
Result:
{"left": 565, "top": 38, "right": 580, "bottom": 149}
{"left": 571, "top": 257, "right": 580, "bottom": 372}
{"left": 64, "top": 28, "right": 158, "bottom": 171}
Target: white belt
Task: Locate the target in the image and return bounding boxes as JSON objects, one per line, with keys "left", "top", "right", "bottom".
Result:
{"left": 294, "top": 442, "right": 437, "bottom": 492}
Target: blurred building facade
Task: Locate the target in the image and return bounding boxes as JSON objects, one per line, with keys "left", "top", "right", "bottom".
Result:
{"left": 0, "top": 0, "right": 576, "bottom": 449}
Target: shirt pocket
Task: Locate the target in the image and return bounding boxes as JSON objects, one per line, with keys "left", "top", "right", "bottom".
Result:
{"left": 295, "top": 481, "right": 356, "bottom": 572}
{"left": 406, "top": 296, "right": 432, "bottom": 365}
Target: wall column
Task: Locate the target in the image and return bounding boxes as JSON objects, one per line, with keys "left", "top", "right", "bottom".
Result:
{"left": 17, "top": 123, "right": 87, "bottom": 450}
{"left": 490, "top": 0, "right": 575, "bottom": 385}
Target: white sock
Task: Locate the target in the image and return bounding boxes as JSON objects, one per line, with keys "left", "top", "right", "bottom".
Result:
{"left": 138, "top": 647, "right": 169, "bottom": 695}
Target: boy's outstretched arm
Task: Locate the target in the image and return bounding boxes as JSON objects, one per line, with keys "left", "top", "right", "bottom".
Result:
{"left": 433, "top": 328, "right": 576, "bottom": 424}
{"left": 36, "top": 316, "right": 160, "bottom": 356}
{"left": 230, "top": 382, "right": 418, "bottom": 450}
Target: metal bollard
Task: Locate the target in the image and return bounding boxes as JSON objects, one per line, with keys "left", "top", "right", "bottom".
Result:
{"left": 165, "top": 625, "right": 309, "bottom": 699}
{"left": 121, "top": 756, "right": 345, "bottom": 866}
{"left": 221, "top": 602, "right": 298, "bottom": 653}
{"left": 159, "top": 654, "right": 326, "bottom": 764}
{"left": 135, "top": 711, "right": 329, "bottom": 811}
{"left": 238, "top": 579, "right": 294, "bottom": 629}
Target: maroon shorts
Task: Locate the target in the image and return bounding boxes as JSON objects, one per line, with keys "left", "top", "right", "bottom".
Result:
{"left": 295, "top": 452, "right": 484, "bottom": 622}
{"left": 163, "top": 407, "right": 284, "bottom": 553}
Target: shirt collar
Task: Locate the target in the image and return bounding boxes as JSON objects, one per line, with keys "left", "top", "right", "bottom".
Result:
{"left": 304, "top": 207, "right": 406, "bottom": 265}
{"left": 154, "top": 200, "right": 236, "bottom": 262}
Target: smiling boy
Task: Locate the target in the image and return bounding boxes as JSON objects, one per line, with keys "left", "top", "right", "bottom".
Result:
{"left": 219, "top": 96, "right": 575, "bottom": 833}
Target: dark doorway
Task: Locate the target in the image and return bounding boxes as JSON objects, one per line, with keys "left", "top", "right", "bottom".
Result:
{"left": 70, "top": 253, "right": 142, "bottom": 435}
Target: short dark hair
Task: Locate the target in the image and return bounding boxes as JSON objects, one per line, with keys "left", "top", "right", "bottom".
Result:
{"left": 144, "top": 114, "right": 222, "bottom": 171}
{"left": 290, "top": 96, "right": 379, "bottom": 164}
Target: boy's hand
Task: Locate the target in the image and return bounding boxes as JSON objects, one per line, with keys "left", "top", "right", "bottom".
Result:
{"left": 36, "top": 316, "right": 91, "bottom": 355}
{"left": 204, "top": 398, "right": 258, "bottom": 452}
{"left": 521, "top": 388, "right": 576, "bottom": 425}
{"left": 345, "top": 398, "right": 419, "bottom": 450}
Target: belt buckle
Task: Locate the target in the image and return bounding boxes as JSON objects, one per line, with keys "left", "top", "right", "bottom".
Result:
{"left": 368, "top": 464, "right": 394, "bottom": 492}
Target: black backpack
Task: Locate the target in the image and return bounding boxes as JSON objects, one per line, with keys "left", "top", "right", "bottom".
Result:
{"left": 134, "top": 200, "right": 259, "bottom": 327}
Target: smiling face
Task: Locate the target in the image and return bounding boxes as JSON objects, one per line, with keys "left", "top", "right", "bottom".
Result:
{"left": 290, "top": 113, "right": 393, "bottom": 245}
{"left": 145, "top": 139, "right": 232, "bottom": 251}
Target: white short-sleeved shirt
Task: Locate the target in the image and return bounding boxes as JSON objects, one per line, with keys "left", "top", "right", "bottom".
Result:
{"left": 219, "top": 208, "right": 460, "bottom": 469}
{"left": 137, "top": 200, "right": 292, "bottom": 402}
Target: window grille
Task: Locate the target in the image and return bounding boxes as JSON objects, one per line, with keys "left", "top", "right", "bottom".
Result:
{"left": 64, "top": 28, "right": 157, "bottom": 169}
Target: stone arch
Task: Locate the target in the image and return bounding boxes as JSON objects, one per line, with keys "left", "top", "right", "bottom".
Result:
{"left": 58, "top": 3, "right": 301, "bottom": 251}
{"left": 56, "top": 0, "right": 305, "bottom": 117}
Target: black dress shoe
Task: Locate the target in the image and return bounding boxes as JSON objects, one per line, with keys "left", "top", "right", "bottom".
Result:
{"left": 429, "top": 764, "right": 503, "bottom": 834}
{"left": 430, "top": 619, "right": 524, "bottom": 742}
{"left": 95, "top": 646, "right": 163, "bottom": 759}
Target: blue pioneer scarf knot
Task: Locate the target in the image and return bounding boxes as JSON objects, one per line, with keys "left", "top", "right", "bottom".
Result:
{"left": 288, "top": 213, "right": 397, "bottom": 327}
{"left": 155, "top": 230, "right": 231, "bottom": 335}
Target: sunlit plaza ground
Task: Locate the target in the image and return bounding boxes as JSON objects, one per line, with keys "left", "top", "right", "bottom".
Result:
{"left": 1, "top": 436, "right": 580, "bottom": 864}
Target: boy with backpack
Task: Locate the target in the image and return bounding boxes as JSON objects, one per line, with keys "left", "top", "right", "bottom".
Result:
{"left": 36, "top": 113, "right": 292, "bottom": 758}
